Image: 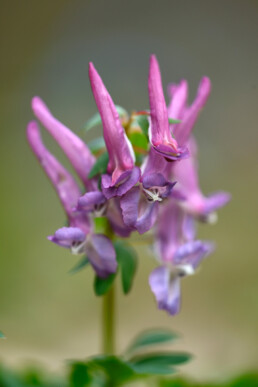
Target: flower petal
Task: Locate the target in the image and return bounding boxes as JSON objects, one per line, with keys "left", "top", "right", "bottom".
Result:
{"left": 101, "top": 166, "right": 141, "bottom": 199}
{"left": 149, "top": 266, "right": 181, "bottom": 316}
{"left": 31, "top": 97, "right": 96, "bottom": 190}
{"left": 77, "top": 191, "right": 106, "bottom": 212}
{"left": 203, "top": 192, "right": 231, "bottom": 215}
{"left": 173, "top": 240, "right": 214, "bottom": 269}
{"left": 48, "top": 227, "right": 86, "bottom": 249}
{"left": 167, "top": 79, "right": 188, "bottom": 122}
{"left": 86, "top": 234, "right": 117, "bottom": 278}
{"left": 120, "top": 186, "right": 159, "bottom": 234}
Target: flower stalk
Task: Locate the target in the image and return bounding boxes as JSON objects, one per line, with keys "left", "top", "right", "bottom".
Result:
{"left": 102, "top": 283, "right": 115, "bottom": 355}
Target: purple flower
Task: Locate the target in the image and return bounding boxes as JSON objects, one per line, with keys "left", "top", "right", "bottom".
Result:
{"left": 148, "top": 55, "right": 188, "bottom": 161}
{"left": 149, "top": 201, "right": 214, "bottom": 315}
{"left": 49, "top": 227, "right": 117, "bottom": 278}
{"left": 167, "top": 76, "right": 211, "bottom": 147}
{"left": 88, "top": 62, "right": 140, "bottom": 198}
{"left": 120, "top": 148, "right": 176, "bottom": 234}
{"left": 170, "top": 138, "right": 231, "bottom": 222}
{"left": 31, "top": 96, "right": 96, "bottom": 191}
{"left": 27, "top": 121, "right": 117, "bottom": 278}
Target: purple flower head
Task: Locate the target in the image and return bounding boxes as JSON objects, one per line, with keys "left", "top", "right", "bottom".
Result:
{"left": 148, "top": 55, "right": 188, "bottom": 161}
{"left": 167, "top": 76, "right": 211, "bottom": 146}
{"left": 149, "top": 201, "right": 214, "bottom": 315}
{"left": 88, "top": 62, "right": 140, "bottom": 198}
{"left": 171, "top": 138, "right": 231, "bottom": 222}
{"left": 31, "top": 97, "right": 96, "bottom": 191}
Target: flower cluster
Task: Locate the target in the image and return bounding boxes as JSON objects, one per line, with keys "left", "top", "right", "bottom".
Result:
{"left": 27, "top": 55, "right": 230, "bottom": 315}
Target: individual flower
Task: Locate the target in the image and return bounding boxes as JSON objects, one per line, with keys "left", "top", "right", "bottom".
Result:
{"left": 148, "top": 55, "right": 188, "bottom": 161}
{"left": 88, "top": 62, "right": 141, "bottom": 199}
{"left": 149, "top": 201, "right": 214, "bottom": 315}
{"left": 167, "top": 76, "right": 211, "bottom": 147}
{"left": 170, "top": 138, "right": 231, "bottom": 223}
{"left": 27, "top": 121, "right": 117, "bottom": 278}
{"left": 120, "top": 148, "right": 176, "bottom": 234}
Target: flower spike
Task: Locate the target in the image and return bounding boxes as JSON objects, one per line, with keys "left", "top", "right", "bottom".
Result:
{"left": 88, "top": 62, "right": 140, "bottom": 198}
{"left": 148, "top": 55, "right": 188, "bottom": 160}
{"left": 31, "top": 97, "right": 96, "bottom": 191}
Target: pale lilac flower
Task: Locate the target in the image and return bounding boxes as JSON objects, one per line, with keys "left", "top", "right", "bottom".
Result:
{"left": 88, "top": 63, "right": 140, "bottom": 199}
{"left": 171, "top": 138, "right": 231, "bottom": 222}
{"left": 167, "top": 76, "right": 211, "bottom": 147}
{"left": 149, "top": 201, "right": 214, "bottom": 315}
{"left": 148, "top": 55, "right": 188, "bottom": 161}
{"left": 31, "top": 96, "right": 96, "bottom": 191}
{"left": 27, "top": 121, "right": 117, "bottom": 278}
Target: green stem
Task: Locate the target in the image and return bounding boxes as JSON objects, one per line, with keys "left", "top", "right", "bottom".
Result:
{"left": 102, "top": 283, "right": 115, "bottom": 355}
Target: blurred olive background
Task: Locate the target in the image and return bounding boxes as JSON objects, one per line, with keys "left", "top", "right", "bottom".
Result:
{"left": 0, "top": 0, "right": 257, "bottom": 383}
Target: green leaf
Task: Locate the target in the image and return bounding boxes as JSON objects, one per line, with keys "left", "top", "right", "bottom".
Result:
{"left": 94, "top": 273, "right": 116, "bottom": 296}
{"left": 168, "top": 118, "right": 181, "bottom": 124}
{"left": 88, "top": 152, "right": 109, "bottom": 179}
{"left": 136, "top": 115, "right": 149, "bottom": 137}
{"left": 128, "top": 132, "right": 149, "bottom": 151}
{"left": 129, "top": 352, "right": 191, "bottom": 375}
{"left": 69, "top": 256, "right": 90, "bottom": 275}
{"left": 83, "top": 106, "right": 128, "bottom": 132}
{"left": 0, "top": 331, "right": 5, "bottom": 339}
{"left": 131, "top": 363, "right": 176, "bottom": 376}
{"left": 89, "top": 356, "right": 136, "bottom": 386}
{"left": 126, "top": 329, "right": 179, "bottom": 356}
{"left": 69, "top": 362, "right": 94, "bottom": 387}
{"left": 114, "top": 240, "right": 138, "bottom": 295}
{"left": 87, "top": 137, "right": 106, "bottom": 153}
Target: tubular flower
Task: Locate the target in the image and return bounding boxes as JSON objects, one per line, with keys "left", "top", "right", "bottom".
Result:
{"left": 167, "top": 76, "right": 211, "bottom": 147}
{"left": 170, "top": 138, "right": 231, "bottom": 222}
{"left": 31, "top": 97, "right": 96, "bottom": 191}
{"left": 88, "top": 62, "right": 140, "bottom": 199}
{"left": 148, "top": 55, "right": 188, "bottom": 161}
{"left": 27, "top": 122, "right": 117, "bottom": 278}
{"left": 149, "top": 201, "right": 214, "bottom": 315}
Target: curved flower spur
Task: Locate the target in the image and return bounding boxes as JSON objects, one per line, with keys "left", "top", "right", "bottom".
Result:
{"left": 27, "top": 54, "right": 230, "bottom": 317}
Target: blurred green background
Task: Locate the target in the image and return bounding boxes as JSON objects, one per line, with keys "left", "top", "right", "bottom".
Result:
{"left": 0, "top": 0, "right": 257, "bottom": 383}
